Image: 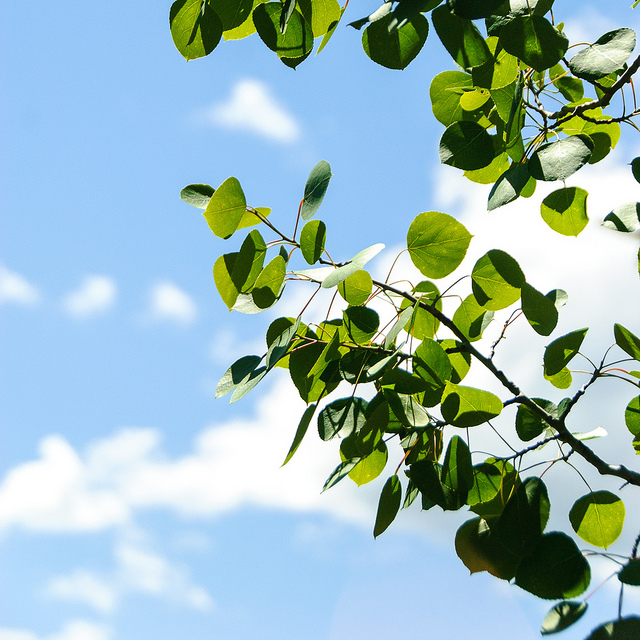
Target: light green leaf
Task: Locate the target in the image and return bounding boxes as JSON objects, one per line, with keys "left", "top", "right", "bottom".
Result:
{"left": 529, "top": 136, "right": 593, "bottom": 182}
{"left": 237, "top": 206, "right": 270, "bottom": 229}
{"left": 181, "top": 183, "right": 214, "bottom": 208}
{"left": 452, "top": 294, "right": 494, "bottom": 342}
{"left": 229, "top": 366, "right": 267, "bottom": 403}
{"left": 432, "top": 6, "right": 492, "bottom": 69}
{"left": 348, "top": 440, "right": 388, "bottom": 486}
{"left": 541, "top": 601, "right": 588, "bottom": 635}
{"left": 521, "top": 283, "right": 559, "bottom": 336}
{"left": 569, "top": 491, "right": 625, "bottom": 548}
{"left": 614, "top": 323, "right": 640, "bottom": 361}
{"left": 472, "top": 36, "right": 519, "bottom": 90}
{"left": 300, "top": 219, "right": 327, "bottom": 265}
{"left": 170, "top": 0, "right": 223, "bottom": 60}
{"left": 625, "top": 396, "right": 640, "bottom": 436}
{"left": 203, "top": 177, "right": 247, "bottom": 239}
{"left": 471, "top": 249, "right": 525, "bottom": 310}
{"left": 213, "top": 253, "right": 240, "bottom": 309}
{"left": 407, "top": 211, "right": 472, "bottom": 279}
{"left": 301, "top": 161, "right": 332, "bottom": 221}
{"left": 252, "top": 255, "right": 286, "bottom": 309}
{"left": 515, "top": 532, "right": 590, "bottom": 599}
{"left": 374, "top": 475, "right": 402, "bottom": 537}
{"left": 541, "top": 187, "right": 589, "bottom": 236}
{"left": 569, "top": 29, "right": 636, "bottom": 81}
{"left": 343, "top": 306, "right": 379, "bottom": 344}
{"left": 338, "top": 270, "right": 372, "bottom": 306}
{"left": 321, "top": 243, "right": 385, "bottom": 289}
{"left": 362, "top": 13, "right": 429, "bottom": 70}
{"left": 543, "top": 328, "right": 588, "bottom": 376}
{"left": 544, "top": 366, "right": 573, "bottom": 389}
{"left": 298, "top": 0, "right": 341, "bottom": 37}
{"left": 440, "top": 339, "right": 471, "bottom": 383}
{"left": 499, "top": 15, "right": 568, "bottom": 72}
{"left": 384, "top": 305, "right": 415, "bottom": 349}
{"left": 603, "top": 203, "right": 640, "bottom": 233}
{"left": 400, "top": 281, "right": 442, "bottom": 340}
{"left": 223, "top": 0, "right": 267, "bottom": 39}
{"left": 317, "top": 5, "right": 345, "bottom": 53}
{"left": 413, "top": 338, "right": 452, "bottom": 407}
{"left": 441, "top": 382, "right": 502, "bottom": 427}
{"left": 429, "top": 71, "right": 474, "bottom": 127}
{"left": 439, "top": 121, "right": 496, "bottom": 170}
{"left": 383, "top": 389, "right": 431, "bottom": 428}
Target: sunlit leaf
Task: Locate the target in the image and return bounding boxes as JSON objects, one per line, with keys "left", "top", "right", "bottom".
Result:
{"left": 541, "top": 601, "right": 588, "bottom": 635}
{"left": 569, "top": 29, "right": 636, "bottom": 81}
{"left": 374, "top": 475, "right": 402, "bottom": 537}
{"left": 540, "top": 187, "right": 589, "bottom": 236}
{"left": 569, "top": 491, "right": 625, "bottom": 548}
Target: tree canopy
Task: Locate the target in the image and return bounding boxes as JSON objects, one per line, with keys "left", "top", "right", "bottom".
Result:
{"left": 170, "top": 1, "right": 640, "bottom": 637}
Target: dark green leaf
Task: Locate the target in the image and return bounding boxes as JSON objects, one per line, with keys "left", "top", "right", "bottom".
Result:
{"left": 521, "top": 283, "right": 559, "bottom": 336}
{"left": 407, "top": 211, "right": 472, "bottom": 279}
{"left": 413, "top": 338, "right": 452, "bottom": 407}
{"left": 439, "top": 121, "right": 496, "bottom": 170}
{"left": 170, "top": 0, "right": 223, "bottom": 60}
{"left": 541, "top": 601, "right": 588, "bottom": 635}
{"left": 471, "top": 249, "right": 525, "bottom": 310}
{"left": 442, "top": 435, "right": 473, "bottom": 494}
{"left": 631, "top": 157, "right": 640, "bottom": 184}
{"left": 529, "top": 136, "right": 593, "bottom": 182}
{"left": 569, "top": 29, "right": 636, "bottom": 81}
{"left": 469, "top": 458, "right": 520, "bottom": 518}
{"left": 300, "top": 219, "right": 327, "bottom": 265}
{"left": 343, "top": 306, "right": 379, "bottom": 344}
{"left": 216, "top": 354, "right": 262, "bottom": 398}
{"left": 569, "top": 491, "right": 625, "bottom": 548}
{"left": 374, "top": 475, "right": 402, "bottom": 537}
{"left": 383, "top": 389, "right": 432, "bottom": 428}
{"left": 252, "top": 255, "right": 286, "bottom": 309}
{"left": 541, "top": 187, "right": 589, "bottom": 236}
{"left": 499, "top": 15, "right": 568, "bottom": 72}
{"left": 618, "top": 559, "right": 640, "bottom": 586}
{"left": 515, "top": 532, "right": 591, "bottom": 599}
{"left": 487, "top": 162, "right": 531, "bottom": 210}
{"left": 411, "top": 460, "right": 465, "bottom": 511}
{"left": 363, "top": 13, "right": 429, "bottom": 70}
{"left": 301, "top": 161, "right": 332, "bottom": 221}
{"left": 318, "top": 396, "right": 368, "bottom": 441}
{"left": 322, "top": 458, "right": 362, "bottom": 491}
{"left": 432, "top": 6, "right": 492, "bottom": 69}
{"left": 543, "top": 328, "right": 588, "bottom": 377}
{"left": 614, "top": 323, "right": 640, "bottom": 361}
{"left": 447, "top": 0, "right": 505, "bottom": 20}
{"left": 515, "top": 398, "right": 556, "bottom": 441}
{"left": 282, "top": 403, "right": 317, "bottom": 465}
{"left": 265, "top": 318, "right": 301, "bottom": 370}
{"left": 586, "top": 617, "right": 640, "bottom": 640}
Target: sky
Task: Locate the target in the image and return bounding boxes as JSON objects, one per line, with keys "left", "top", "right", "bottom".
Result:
{"left": 2, "top": 2, "right": 640, "bottom": 639}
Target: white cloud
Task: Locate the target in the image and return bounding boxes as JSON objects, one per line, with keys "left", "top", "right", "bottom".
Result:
{"left": 147, "top": 281, "right": 197, "bottom": 325}
{"left": 62, "top": 276, "right": 116, "bottom": 319}
{"left": 44, "top": 541, "right": 214, "bottom": 614}
{"left": 0, "top": 620, "right": 111, "bottom": 640}
{"left": 0, "top": 264, "right": 40, "bottom": 306}
{"left": 199, "top": 79, "right": 301, "bottom": 144}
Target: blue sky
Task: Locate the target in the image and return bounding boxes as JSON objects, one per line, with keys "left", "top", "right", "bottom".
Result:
{"left": 3, "top": 2, "right": 640, "bottom": 639}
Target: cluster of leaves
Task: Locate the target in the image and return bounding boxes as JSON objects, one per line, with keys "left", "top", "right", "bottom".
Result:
{"left": 171, "top": 0, "right": 640, "bottom": 637}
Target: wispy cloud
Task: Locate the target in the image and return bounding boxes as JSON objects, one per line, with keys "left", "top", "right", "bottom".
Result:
{"left": 146, "top": 281, "right": 197, "bottom": 325}
{"left": 0, "top": 264, "right": 40, "bottom": 306}
{"left": 62, "top": 276, "right": 116, "bottom": 319}
{"left": 197, "top": 79, "right": 301, "bottom": 144}
{"left": 44, "top": 541, "right": 214, "bottom": 614}
{"left": 0, "top": 620, "right": 111, "bottom": 640}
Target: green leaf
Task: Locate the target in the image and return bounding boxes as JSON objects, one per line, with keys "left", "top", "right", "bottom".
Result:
{"left": 529, "top": 136, "right": 593, "bottom": 182}
{"left": 487, "top": 162, "right": 531, "bottom": 210}
{"left": 515, "top": 532, "right": 591, "bottom": 599}
{"left": 471, "top": 249, "right": 525, "bottom": 310}
{"left": 440, "top": 339, "right": 472, "bottom": 383}
{"left": 569, "top": 29, "right": 636, "bottom": 81}
{"left": 300, "top": 219, "right": 327, "bottom": 264}
{"left": 541, "top": 601, "right": 588, "bottom": 635}
{"left": 544, "top": 366, "right": 573, "bottom": 389}
{"left": 472, "top": 36, "right": 519, "bottom": 90}
{"left": 301, "top": 161, "right": 332, "bottom": 221}
{"left": 603, "top": 203, "right": 640, "bottom": 233}
{"left": 586, "top": 617, "right": 640, "bottom": 640}
{"left": 298, "top": 0, "right": 342, "bottom": 37}
{"left": 383, "top": 389, "right": 432, "bottom": 428}
{"left": 614, "top": 323, "right": 640, "bottom": 361}
{"left": 362, "top": 13, "right": 429, "bottom": 70}
{"left": 322, "top": 458, "right": 362, "bottom": 491}
{"left": 442, "top": 436, "right": 474, "bottom": 494}
{"left": 441, "top": 382, "right": 502, "bottom": 427}
{"left": 469, "top": 458, "right": 520, "bottom": 518}
{"left": 253, "top": 3, "right": 313, "bottom": 66}
{"left": 213, "top": 253, "right": 240, "bottom": 309}
{"left": 321, "top": 243, "right": 385, "bottom": 289}
{"left": 452, "top": 294, "right": 494, "bottom": 342}
{"left": 543, "top": 328, "right": 588, "bottom": 377}
{"left": 618, "top": 559, "right": 640, "bottom": 586}
{"left": 540, "top": 187, "right": 589, "bottom": 236}
{"left": 203, "top": 177, "right": 247, "bottom": 239}
{"left": 223, "top": 0, "right": 267, "bottom": 39}
{"left": 499, "top": 15, "right": 568, "bottom": 72}
{"left": 521, "top": 283, "right": 559, "bottom": 336}
{"left": 252, "top": 255, "right": 286, "bottom": 309}
{"left": 625, "top": 396, "right": 640, "bottom": 436}
{"left": 215, "top": 0, "right": 254, "bottom": 31}
{"left": 238, "top": 206, "right": 271, "bottom": 229}
{"left": 631, "top": 157, "right": 640, "bottom": 184}
{"left": 170, "top": 0, "right": 223, "bottom": 60}
{"left": 384, "top": 305, "right": 415, "bottom": 349}
{"left": 347, "top": 440, "right": 387, "bottom": 486}
{"left": 432, "top": 6, "right": 492, "bottom": 69}
{"left": 265, "top": 317, "right": 301, "bottom": 370}
{"left": 343, "top": 306, "right": 379, "bottom": 344}
{"left": 318, "top": 396, "right": 368, "bottom": 441}
{"left": 400, "top": 281, "right": 442, "bottom": 340}
{"left": 181, "top": 183, "right": 214, "bottom": 208}
{"left": 448, "top": 0, "right": 506, "bottom": 20}
{"left": 407, "top": 211, "right": 472, "bottom": 279}
{"left": 282, "top": 403, "right": 317, "bottom": 465}
{"left": 216, "top": 354, "right": 263, "bottom": 398}
{"left": 339, "top": 349, "right": 388, "bottom": 384}
{"left": 374, "top": 475, "right": 402, "bottom": 537}
{"left": 439, "top": 121, "right": 496, "bottom": 171}
{"left": 413, "top": 338, "right": 452, "bottom": 407}
{"left": 411, "top": 459, "right": 465, "bottom": 511}
{"left": 569, "top": 491, "right": 625, "bottom": 548}
{"left": 338, "top": 270, "right": 372, "bottom": 306}
{"left": 316, "top": 5, "right": 346, "bottom": 53}
{"left": 429, "top": 71, "right": 475, "bottom": 127}
{"left": 515, "top": 398, "right": 556, "bottom": 441}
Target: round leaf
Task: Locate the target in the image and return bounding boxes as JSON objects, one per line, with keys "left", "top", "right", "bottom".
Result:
{"left": 252, "top": 254, "right": 286, "bottom": 309}
{"left": 337, "top": 270, "right": 372, "bottom": 306}
{"left": 441, "top": 383, "right": 502, "bottom": 427}
{"left": 300, "top": 219, "right": 327, "bottom": 265}
{"left": 471, "top": 249, "right": 525, "bottom": 310}
{"left": 569, "top": 29, "right": 637, "bottom": 81}
{"left": 569, "top": 491, "right": 625, "bottom": 548}
{"left": 543, "top": 328, "right": 588, "bottom": 377}
{"left": 521, "top": 283, "right": 559, "bottom": 336}
{"left": 318, "top": 396, "right": 368, "bottom": 441}
{"left": 625, "top": 396, "right": 640, "bottom": 436}
{"left": 362, "top": 14, "right": 429, "bottom": 70}
{"left": 407, "top": 211, "right": 472, "bottom": 279}
{"left": 541, "top": 187, "right": 589, "bottom": 236}
{"left": 253, "top": 3, "right": 313, "bottom": 64}
{"left": 452, "top": 294, "right": 494, "bottom": 342}
{"left": 515, "top": 398, "right": 556, "bottom": 441}
{"left": 203, "top": 177, "right": 247, "bottom": 239}
{"left": 439, "top": 122, "right": 496, "bottom": 171}
{"left": 529, "top": 137, "right": 593, "bottom": 182}
{"left": 170, "top": 0, "right": 223, "bottom": 60}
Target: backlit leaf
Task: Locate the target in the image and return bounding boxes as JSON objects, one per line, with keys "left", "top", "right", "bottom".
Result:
{"left": 170, "top": 0, "right": 223, "bottom": 60}
{"left": 441, "top": 383, "right": 502, "bottom": 427}
{"left": 471, "top": 249, "right": 525, "bottom": 310}
{"left": 203, "top": 177, "right": 247, "bottom": 239}
{"left": 614, "top": 323, "right": 640, "bottom": 361}
{"left": 521, "top": 283, "right": 559, "bottom": 336}
{"left": 318, "top": 396, "right": 368, "bottom": 441}
{"left": 300, "top": 219, "right": 327, "bottom": 264}
{"left": 543, "top": 328, "right": 588, "bottom": 376}
{"left": 301, "top": 161, "right": 332, "bottom": 221}
{"left": 338, "top": 270, "right": 372, "bottom": 306}
{"left": 540, "top": 187, "right": 589, "bottom": 236}
{"left": 569, "top": 491, "right": 625, "bottom": 548}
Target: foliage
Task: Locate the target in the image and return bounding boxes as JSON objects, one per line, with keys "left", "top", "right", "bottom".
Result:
{"left": 171, "top": 0, "right": 640, "bottom": 636}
